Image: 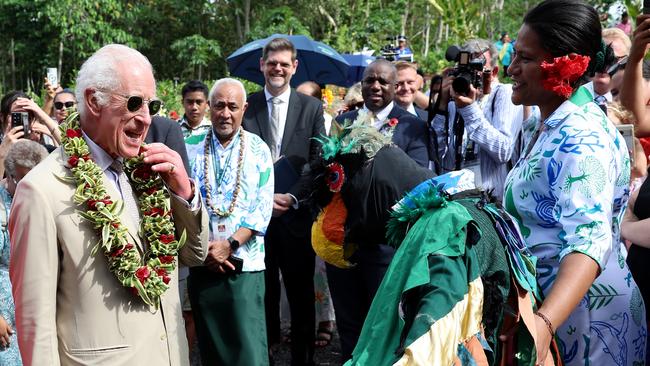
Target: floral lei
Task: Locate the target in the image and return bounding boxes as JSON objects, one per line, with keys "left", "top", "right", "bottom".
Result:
{"left": 59, "top": 112, "right": 186, "bottom": 308}
{"left": 540, "top": 53, "right": 591, "bottom": 98}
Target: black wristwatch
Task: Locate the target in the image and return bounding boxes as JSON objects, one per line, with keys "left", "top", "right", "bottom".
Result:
{"left": 227, "top": 236, "right": 240, "bottom": 251}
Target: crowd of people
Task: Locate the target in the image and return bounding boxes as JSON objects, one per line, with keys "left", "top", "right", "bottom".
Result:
{"left": 0, "top": 0, "right": 649, "bottom": 365}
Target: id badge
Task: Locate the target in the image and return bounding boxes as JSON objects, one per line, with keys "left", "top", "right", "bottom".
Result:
{"left": 209, "top": 213, "right": 233, "bottom": 241}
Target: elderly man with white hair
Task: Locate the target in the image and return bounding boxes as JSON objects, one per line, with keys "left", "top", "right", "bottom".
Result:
{"left": 9, "top": 44, "right": 208, "bottom": 366}
{"left": 188, "top": 77, "right": 274, "bottom": 366}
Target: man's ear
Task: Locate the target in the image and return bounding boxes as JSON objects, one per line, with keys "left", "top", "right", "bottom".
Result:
{"left": 492, "top": 66, "right": 500, "bottom": 78}
{"left": 84, "top": 89, "right": 102, "bottom": 118}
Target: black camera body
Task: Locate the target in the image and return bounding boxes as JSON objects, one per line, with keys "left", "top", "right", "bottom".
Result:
{"left": 445, "top": 45, "right": 487, "bottom": 95}
{"left": 10, "top": 112, "right": 30, "bottom": 137}
{"left": 379, "top": 44, "right": 399, "bottom": 62}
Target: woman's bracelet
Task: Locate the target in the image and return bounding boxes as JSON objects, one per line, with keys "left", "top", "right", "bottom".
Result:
{"left": 534, "top": 311, "right": 555, "bottom": 336}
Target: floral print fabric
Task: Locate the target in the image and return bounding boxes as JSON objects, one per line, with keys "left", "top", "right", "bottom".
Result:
{"left": 0, "top": 186, "right": 21, "bottom": 365}
{"left": 504, "top": 92, "right": 646, "bottom": 365}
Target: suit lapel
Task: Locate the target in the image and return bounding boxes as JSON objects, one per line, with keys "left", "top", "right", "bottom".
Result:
{"left": 253, "top": 93, "right": 273, "bottom": 145}
{"left": 281, "top": 90, "right": 301, "bottom": 155}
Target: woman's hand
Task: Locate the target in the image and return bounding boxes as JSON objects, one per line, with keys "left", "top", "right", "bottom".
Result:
{"left": 630, "top": 15, "right": 650, "bottom": 63}
{"left": 0, "top": 315, "right": 14, "bottom": 348}
{"left": 533, "top": 313, "right": 553, "bottom": 365}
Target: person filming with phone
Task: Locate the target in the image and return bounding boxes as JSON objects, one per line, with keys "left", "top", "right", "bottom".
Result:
{"left": 0, "top": 91, "right": 61, "bottom": 177}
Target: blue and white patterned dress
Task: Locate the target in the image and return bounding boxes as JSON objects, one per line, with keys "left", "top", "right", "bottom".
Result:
{"left": 504, "top": 87, "right": 646, "bottom": 365}
{"left": 0, "top": 185, "right": 21, "bottom": 365}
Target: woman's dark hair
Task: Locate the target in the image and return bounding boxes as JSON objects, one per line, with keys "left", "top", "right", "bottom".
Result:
{"left": 524, "top": 0, "right": 616, "bottom": 84}
{"left": 1, "top": 90, "right": 29, "bottom": 118}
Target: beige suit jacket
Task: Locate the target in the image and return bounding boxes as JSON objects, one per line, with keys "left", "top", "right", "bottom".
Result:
{"left": 9, "top": 147, "right": 208, "bottom": 366}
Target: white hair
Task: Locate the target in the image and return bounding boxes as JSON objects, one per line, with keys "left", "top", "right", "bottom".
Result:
{"left": 75, "top": 44, "right": 154, "bottom": 118}
{"left": 209, "top": 78, "right": 247, "bottom": 104}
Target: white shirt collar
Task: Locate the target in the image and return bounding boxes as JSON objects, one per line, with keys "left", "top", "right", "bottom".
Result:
{"left": 264, "top": 86, "right": 291, "bottom": 104}
{"left": 362, "top": 101, "right": 393, "bottom": 121}
{"left": 82, "top": 131, "right": 117, "bottom": 172}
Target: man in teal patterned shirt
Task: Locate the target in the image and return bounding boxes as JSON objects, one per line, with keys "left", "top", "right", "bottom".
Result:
{"left": 188, "top": 78, "right": 274, "bottom": 366}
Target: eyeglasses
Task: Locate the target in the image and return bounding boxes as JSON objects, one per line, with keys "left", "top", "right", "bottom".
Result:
{"left": 54, "top": 101, "right": 75, "bottom": 110}
{"left": 113, "top": 94, "right": 162, "bottom": 115}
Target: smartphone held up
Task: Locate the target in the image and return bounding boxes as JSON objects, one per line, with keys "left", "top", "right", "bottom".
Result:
{"left": 10, "top": 112, "right": 30, "bottom": 138}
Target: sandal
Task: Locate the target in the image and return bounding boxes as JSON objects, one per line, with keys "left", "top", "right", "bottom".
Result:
{"left": 314, "top": 321, "right": 335, "bottom": 347}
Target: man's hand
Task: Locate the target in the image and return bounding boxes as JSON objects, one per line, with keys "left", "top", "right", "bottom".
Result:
{"left": 0, "top": 126, "right": 25, "bottom": 161}
{"left": 272, "top": 193, "right": 294, "bottom": 217}
{"left": 450, "top": 83, "right": 479, "bottom": 108}
{"left": 142, "top": 143, "right": 192, "bottom": 200}
{"left": 204, "top": 239, "right": 235, "bottom": 273}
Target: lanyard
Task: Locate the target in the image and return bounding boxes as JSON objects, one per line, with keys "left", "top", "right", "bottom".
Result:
{"left": 210, "top": 131, "right": 237, "bottom": 189}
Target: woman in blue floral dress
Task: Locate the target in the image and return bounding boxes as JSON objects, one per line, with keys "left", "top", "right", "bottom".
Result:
{"left": 504, "top": 1, "right": 646, "bottom": 365}
{"left": 0, "top": 182, "right": 20, "bottom": 365}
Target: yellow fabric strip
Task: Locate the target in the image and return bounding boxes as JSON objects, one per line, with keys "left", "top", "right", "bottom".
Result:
{"left": 393, "top": 277, "right": 484, "bottom": 366}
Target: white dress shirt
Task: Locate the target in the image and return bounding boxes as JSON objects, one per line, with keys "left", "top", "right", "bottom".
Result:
{"left": 361, "top": 101, "right": 394, "bottom": 129}
{"left": 264, "top": 86, "right": 291, "bottom": 155}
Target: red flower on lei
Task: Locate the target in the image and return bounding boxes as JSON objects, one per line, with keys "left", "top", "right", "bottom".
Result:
{"left": 325, "top": 162, "right": 345, "bottom": 193}
{"left": 540, "top": 54, "right": 591, "bottom": 98}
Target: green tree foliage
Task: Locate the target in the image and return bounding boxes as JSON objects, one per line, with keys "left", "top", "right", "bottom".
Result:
{"left": 0, "top": 0, "right": 635, "bottom": 96}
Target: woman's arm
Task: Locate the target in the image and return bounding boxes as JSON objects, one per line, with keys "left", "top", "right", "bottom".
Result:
{"left": 620, "top": 15, "right": 650, "bottom": 137}
{"left": 533, "top": 253, "right": 600, "bottom": 362}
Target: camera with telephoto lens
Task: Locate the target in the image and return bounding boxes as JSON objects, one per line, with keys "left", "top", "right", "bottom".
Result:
{"left": 445, "top": 45, "right": 489, "bottom": 95}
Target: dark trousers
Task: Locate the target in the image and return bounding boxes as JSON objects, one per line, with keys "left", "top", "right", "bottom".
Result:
{"left": 188, "top": 267, "right": 268, "bottom": 366}
{"left": 265, "top": 220, "right": 316, "bottom": 366}
{"left": 326, "top": 243, "right": 396, "bottom": 362}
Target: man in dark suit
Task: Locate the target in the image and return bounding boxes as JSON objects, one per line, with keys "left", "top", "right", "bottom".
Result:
{"left": 336, "top": 59, "right": 429, "bottom": 167}
{"left": 146, "top": 115, "right": 190, "bottom": 173}
{"left": 329, "top": 59, "right": 429, "bottom": 361}
{"left": 242, "top": 37, "right": 325, "bottom": 366}
{"left": 395, "top": 61, "right": 429, "bottom": 121}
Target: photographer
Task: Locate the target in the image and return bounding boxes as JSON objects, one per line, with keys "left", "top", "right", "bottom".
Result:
{"left": 431, "top": 39, "right": 524, "bottom": 200}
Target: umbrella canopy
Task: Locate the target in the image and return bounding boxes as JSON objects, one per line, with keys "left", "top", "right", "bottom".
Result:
{"left": 227, "top": 34, "right": 349, "bottom": 87}
{"left": 341, "top": 54, "right": 376, "bottom": 87}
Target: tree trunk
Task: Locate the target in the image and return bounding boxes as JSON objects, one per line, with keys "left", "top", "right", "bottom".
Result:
{"left": 401, "top": 3, "right": 408, "bottom": 36}
{"left": 244, "top": 0, "right": 251, "bottom": 36}
{"left": 235, "top": 11, "right": 244, "bottom": 45}
{"left": 424, "top": 5, "right": 431, "bottom": 57}
{"left": 198, "top": 64, "right": 203, "bottom": 81}
{"left": 436, "top": 16, "right": 444, "bottom": 44}
{"left": 58, "top": 39, "right": 63, "bottom": 84}
{"left": 10, "top": 38, "right": 16, "bottom": 90}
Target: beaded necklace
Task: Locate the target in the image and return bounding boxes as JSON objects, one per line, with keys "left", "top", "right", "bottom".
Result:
{"left": 203, "top": 128, "right": 245, "bottom": 217}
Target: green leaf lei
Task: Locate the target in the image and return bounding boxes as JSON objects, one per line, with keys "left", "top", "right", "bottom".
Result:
{"left": 59, "top": 112, "right": 186, "bottom": 308}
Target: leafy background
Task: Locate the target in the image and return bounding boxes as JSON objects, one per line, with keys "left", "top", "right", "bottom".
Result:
{"left": 0, "top": 0, "right": 638, "bottom": 114}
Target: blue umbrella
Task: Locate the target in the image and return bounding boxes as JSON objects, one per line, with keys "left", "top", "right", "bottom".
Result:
{"left": 341, "top": 54, "right": 376, "bottom": 87}
{"left": 227, "top": 34, "right": 349, "bottom": 87}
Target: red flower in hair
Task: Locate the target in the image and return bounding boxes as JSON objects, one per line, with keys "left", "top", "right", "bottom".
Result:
{"left": 540, "top": 54, "right": 591, "bottom": 98}
{"left": 325, "top": 162, "right": 345, "bottom": 193}
{"left": 169, "top": 111, "right": 180, "bottom": 121}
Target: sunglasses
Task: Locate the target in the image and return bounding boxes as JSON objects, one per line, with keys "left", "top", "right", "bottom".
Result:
{"left": 607, "top": 56, "right": 628, "bottom": 77}
{"left": 54, "top": 101, "right": 75, "bottom": 110}
{"left": 113, "top": 94, "right": 162, "bottom": 115}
